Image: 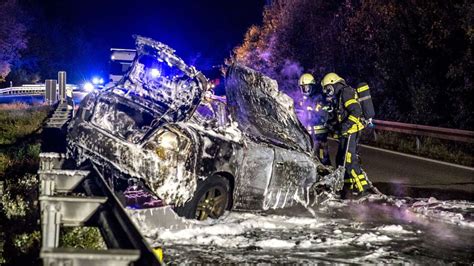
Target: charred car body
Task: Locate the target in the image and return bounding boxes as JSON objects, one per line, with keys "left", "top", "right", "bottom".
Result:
{"left": 67, "top": 36, "right": 343, "bottom": 220}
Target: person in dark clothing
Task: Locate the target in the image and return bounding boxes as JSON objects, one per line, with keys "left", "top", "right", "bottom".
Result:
{"left": 321, "top": 72, "right": 369, "bottom": 198}
{"left": 297, "top": 73, "right": 331, "bottom": 166}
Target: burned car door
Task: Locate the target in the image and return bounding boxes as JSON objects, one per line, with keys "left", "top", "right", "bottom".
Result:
{"left": 232, "top": 143, "right": 275, "bottom": 210}
{"left": 267, "top": 147, "right": 318, "bottom": 209}
{"left": 226, "top": 64, "right": 318, "bottom": 209}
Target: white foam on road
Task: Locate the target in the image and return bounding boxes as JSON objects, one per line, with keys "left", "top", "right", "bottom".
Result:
{"left": 153, "top": 211, "right": 400, "bottom": 257}
{"left": 255, "top": 238, "right": 296, "bottom": 249}
{"left": 155, "top": 212, "right": 331, "bottom": 248}
{"left": 376, "top": 225, "right": 413, "bottom": 234}
{"left": 139, "top": 197, "right": 474, "bottom": 263}
{"left": 355, "top": 233, "right": 392, "bottom": 244}
{"left": 407, "top": 197, "right": 474, "bottom": 228}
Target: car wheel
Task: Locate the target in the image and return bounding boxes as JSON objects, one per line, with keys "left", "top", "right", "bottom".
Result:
{"left": 175, "top": 175, "right": 230, "bottom": 220}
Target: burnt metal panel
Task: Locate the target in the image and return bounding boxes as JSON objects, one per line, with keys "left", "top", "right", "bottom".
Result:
{"left": 225, "top": 64, "right": 312, "bottom": 153}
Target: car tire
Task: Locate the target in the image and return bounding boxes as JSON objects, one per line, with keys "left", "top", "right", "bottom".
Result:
{"left": 174, "top": 175, "right": 230, "bottom": 220}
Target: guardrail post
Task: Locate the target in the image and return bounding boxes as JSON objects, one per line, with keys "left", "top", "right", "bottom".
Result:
{"left": 58, "top": 71, "right": 66, "bottom": 104}
{"left": 42, "top": 203, "right": 61, "bottom": 248}
{"left": 416, "top": 136, "right": 421, "bottom": 151}
{"left": 373, "top": 130, "right": 378, "bottom": 142}
{"left": 41, "top": 179, "right": 55, "bottom": 196}
{"left": 45, "top": 79, "right": 57, "bottom": 105}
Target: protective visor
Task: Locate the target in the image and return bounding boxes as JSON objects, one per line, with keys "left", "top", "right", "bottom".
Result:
{"left": 300, "top": 84, "right": 312, "bottom": 94}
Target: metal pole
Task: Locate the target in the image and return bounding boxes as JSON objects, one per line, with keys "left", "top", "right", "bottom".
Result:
{"left": 45, "top": 80, "right": 53, "bottom": 104}
{"left": 58, "top": 71, "right": 66, "bottom": 103}
{"left": 52, "top": 80, "right": 57, "bottom": 103}
{"left": 342, "top": 134, "right": 351, "bottom": 169}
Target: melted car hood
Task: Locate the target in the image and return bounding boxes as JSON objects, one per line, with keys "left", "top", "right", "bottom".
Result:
{"left": 225, "top": 64, "right": 312, "bottom": 153}
{"left": 109, "top": 35, "right": 208, "bottom": 123}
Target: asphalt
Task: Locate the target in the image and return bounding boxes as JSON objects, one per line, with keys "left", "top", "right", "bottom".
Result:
{"left": 328, "top": 141, "right": 474, "bottom": 200}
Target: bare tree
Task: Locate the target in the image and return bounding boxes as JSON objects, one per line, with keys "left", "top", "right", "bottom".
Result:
{"left": 0, "top": 0, "right": 27, "bottom": 82}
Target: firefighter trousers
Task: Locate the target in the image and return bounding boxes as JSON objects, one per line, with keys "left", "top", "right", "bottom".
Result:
{"left": 336, "top": 132, "right": 369, "bottom": 194}
{"left": 313, "top": 136, "right": 331, "bottom": 166}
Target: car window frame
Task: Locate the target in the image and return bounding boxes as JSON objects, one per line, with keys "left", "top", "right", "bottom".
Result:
{"left": 90, "top": 92, "right": 160, "bottom": 144}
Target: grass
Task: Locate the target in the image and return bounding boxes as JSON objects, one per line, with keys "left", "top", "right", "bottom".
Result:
{"left": 60, "top": 227, "right": 105, "bottom": 250}
{"left": 0, "top": 104, "right": 49, "bottom": 145}
{"left": 0, "top": 104, "right": 48, "bottom": 265}
{"left": 0, "top": 104, "right": 104, "bottom": 265}
{"left": 360, "top": 129, "right": 474, "bottom": 167}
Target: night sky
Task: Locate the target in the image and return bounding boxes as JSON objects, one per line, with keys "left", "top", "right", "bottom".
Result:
{"left": 40, "top": 0, "right": 266, "bottom": 76}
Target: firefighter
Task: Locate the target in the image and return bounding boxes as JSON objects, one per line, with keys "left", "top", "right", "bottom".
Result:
{"left": 298, "top": 73, "right": 331, "bottom": 166}
{"left": 321, "top": 72, "right": 369, "bottom": 198}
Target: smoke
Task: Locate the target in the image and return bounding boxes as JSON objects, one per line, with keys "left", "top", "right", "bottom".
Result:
{"left": 237, "top": 37, "right": 320, "bottom": 132}
{"left": 259, "top": 50, "right": 272, "bottom": 63}
{"left": 280, "top": 59, "right": 303, "bottom": 80}
{"left": 276, "top": 59, "right": 303, "bottom": 95}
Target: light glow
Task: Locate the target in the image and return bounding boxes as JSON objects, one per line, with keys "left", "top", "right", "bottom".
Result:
{"left": 150, "top": 68, "right": 161, "bottom": 78}
{"left": 92, "top": 77, "right": 104, "bottom": 85}
{"left": 83, "top": 82, "right": 94, "bottom": 92}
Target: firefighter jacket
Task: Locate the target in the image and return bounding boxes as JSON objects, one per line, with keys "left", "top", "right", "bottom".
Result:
{"left": 296, "top": 94, "right": 329, "bottom": 138}
{"left": 330, "top": 84, "right": 365, "bottom": 136}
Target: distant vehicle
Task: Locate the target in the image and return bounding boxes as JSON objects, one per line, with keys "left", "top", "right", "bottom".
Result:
{"left": 67, "top": 36, "right": 343, "bottom": 221}
{"left": 78, "top": 49, "right": 136, "bottom": 92}
{"left": 109, "top": 48, "right": 136, "bottom": 83}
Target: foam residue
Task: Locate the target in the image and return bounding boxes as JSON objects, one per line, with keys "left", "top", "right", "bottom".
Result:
{"left": 143, "top": 197, "right": 474, "bottom": 264}
{"left": 255, "top": 238, "right": 296, "bottom": 249}
{"left": 376, "top": 225, "right": 413, "bottom": 234}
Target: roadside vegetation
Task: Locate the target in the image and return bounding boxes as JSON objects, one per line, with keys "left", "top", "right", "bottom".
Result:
{"left": 234, "top": 0, "right": 473, "bottom": 130}
{"left": 0, "top": 104, "right": 47, "bottom": 265}
{"left": 0, "top": 103, "right": 103, "bottom": 265}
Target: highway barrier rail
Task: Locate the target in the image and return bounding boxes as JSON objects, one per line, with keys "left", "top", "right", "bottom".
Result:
{"left": 0, "top": 83, "right": 77, "bottom": 95}
{"left": 373, "top": 119, "right": 474, "bottom": 143}
{"left": 39, "top": 102, "right": 161, "bottom": 265}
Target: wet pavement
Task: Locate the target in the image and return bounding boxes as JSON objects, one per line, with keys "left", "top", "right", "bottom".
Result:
{"left": 130, "top": 195, "right": 474, "bottom": 263}
{"left": 328, "top": 141, "right": 474, "bottom": 200}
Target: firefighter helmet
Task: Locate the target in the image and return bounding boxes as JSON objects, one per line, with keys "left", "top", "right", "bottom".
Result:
{"left": 299, "top": 73, "right": 316, "bottom": 86}
{"left": 299, "top": 73, "right": 316, "bottom": 95}
{"left": 321, "top": 72, "right": 345, "bottom": 87}
{"left": 321, "top": 72, "right": 345, "bottom": 97}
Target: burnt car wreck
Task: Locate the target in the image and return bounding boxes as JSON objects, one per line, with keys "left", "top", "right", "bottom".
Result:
{"left": 67, "top": 35, "right": 344, "bottom": 221}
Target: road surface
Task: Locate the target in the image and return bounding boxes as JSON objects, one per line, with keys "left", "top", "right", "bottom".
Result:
{"left": 144, "top": 197, "right": 474, "bottom": 264}
{"left": 327, "top": 141, "right": 474, "bottom": 200}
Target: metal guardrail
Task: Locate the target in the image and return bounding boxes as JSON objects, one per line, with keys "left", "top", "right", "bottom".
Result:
{"left": 0, "top": 84, "right": 77, "bottom": 95}
{"left": 39, "top": 102, "right": 162, "bottom": 265}
{"left": 373, "top": 119, "right": 474, "bottom": 143}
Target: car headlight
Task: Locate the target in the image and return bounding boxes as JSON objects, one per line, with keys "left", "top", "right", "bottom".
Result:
{"left": 155, "top": 131, "right": 179, "bottom": 160}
